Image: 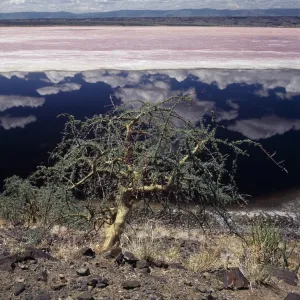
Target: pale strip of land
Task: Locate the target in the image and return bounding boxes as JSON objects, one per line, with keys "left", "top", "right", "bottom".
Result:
{"left": 1, "top": 26, "right": 300, "bottom": 72}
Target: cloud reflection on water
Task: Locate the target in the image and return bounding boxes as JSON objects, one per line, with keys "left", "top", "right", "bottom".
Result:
{"left": 0, "top": 115, "right": 37, "bottom": 130}
{"left": 36, "top": 83, "right": 81, "bottom": 96}
{"left": 0, "top": 95, "right": 45, "bottom": 112}
{"left": 1, "top": 68, "right": 300, "bottom": 140}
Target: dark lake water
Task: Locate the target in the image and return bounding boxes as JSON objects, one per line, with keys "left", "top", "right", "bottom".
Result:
{"left": 1, "top": 69, "right": 300, "bottom": 207}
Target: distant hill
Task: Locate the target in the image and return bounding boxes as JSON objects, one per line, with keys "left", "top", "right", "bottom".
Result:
{"left": 0, "top": 9, "right": 300, "bottom": 20}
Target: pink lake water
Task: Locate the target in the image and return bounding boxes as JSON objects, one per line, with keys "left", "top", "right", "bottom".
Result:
{"left": 1, "top": 26, "right": 300, "bottom": 72}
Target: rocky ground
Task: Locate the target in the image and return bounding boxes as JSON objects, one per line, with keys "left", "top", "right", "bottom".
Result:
{"left": 0, "top": 223, "right": 300, "bottom": 300}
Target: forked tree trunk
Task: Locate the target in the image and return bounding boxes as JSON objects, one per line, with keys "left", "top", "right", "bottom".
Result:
{"left": 101, "top": 189, "right": 132, "bottom": 252}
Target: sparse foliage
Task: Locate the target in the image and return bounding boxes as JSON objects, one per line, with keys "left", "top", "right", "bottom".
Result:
{"left": 0, "top": 95, "right": 263, "bottom": 251}
{"left": 0, "top": 175, "right": 72, "bottom": 227}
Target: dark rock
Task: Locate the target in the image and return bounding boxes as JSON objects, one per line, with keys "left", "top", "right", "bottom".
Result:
{"left": 17, "top": 247, "right": 56, "bottom": 262}
{"left": 122, "top": 280, "right": 141, "bottom": 289}
{"left": 136, "top": 260, "right": 149, "bottom": 269}
{"left": 149, "top": 259, "right": 168, "bottom": 269}
{"left": 224, "top": 268, "right": 249, "bottom": 289}
{"left": 81, "top": 248, "right": 95, "bottom": 258}
{"left": 70, "top": 279, "right": 90, "bottom": 292}
{"left": 274, "top": 268, "right": 298, "bottom": 286}
{"left": 76, "top": 267, "right": 90, "bottom": 276}
{"left": 207, "top": 294, "right": 217, "bottom": 300}
{"left": 77, "top": 291, "right": 94, "bottom": 300}
{"left": 87, "top": 278, "right": 98, "bottom": 288}
{"left": 97, "top": 277, "right": 109, "bottom": 288}
{"left": 0, "top": 247, "right": 55, "bottom": 271}
{"left": 115, "top": 252, "right": 124, "bottom": 265}
{"left": 285, "top": 293, "right": 300, "bottom": 300}
{"left": 87, "top": 276, "right": 109, "bottom": 289}
{"left": 14, "top": 282, "right": 26, "bottom": 296}
{"left": 36, "top": 271, "right": 48, "bottom": 282}
{"left": 51, "top": 283, "right": 66, "bottom": 291}
{"left": 123, "top": 251, "right": 138, "bottom": 264}
{"left": 96, "top": 282, "right": 108, "bottom": 289}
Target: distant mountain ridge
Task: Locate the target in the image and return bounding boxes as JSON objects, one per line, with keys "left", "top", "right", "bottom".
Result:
{"left": 1, "top": 8, "right": 300, "bottom": 20}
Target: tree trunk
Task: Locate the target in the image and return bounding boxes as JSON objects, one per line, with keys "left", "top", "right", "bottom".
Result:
{"left": 101, "top": 189, "right": 132, "bottom": 252}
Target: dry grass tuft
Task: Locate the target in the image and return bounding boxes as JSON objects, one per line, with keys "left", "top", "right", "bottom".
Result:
{"left": 52, "top": 241, "right": 82, "bottom": 260}
{"left": 121, "top": 221, "right": 161, "bottom": 261}
{"left": 185, "top": 234, "right": 244, "bottom": 272}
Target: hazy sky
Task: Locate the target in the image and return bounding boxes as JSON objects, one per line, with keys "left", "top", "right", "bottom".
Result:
{"left": 1, "top": 0, "right": 300, "bottom": 13}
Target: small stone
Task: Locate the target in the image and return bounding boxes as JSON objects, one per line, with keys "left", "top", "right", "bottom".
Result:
{"left": 77, "top": 291, "right": 94, "bottom": 300}
{"left": 115, "top": 252, "right": 124, "bottom": 265}
{"left": 14, "top": 282, "right": 26, "bottom": 296}
{"left": 136, "top": 260, "right": 149, "bottom": 269}
{"left": 76, "top": 267, "right": 90, "bottom": 276}
{"left": 96, "top": 277, "right": 109, "bottom": 288}
{"left": 122, "top": 280, "right": 141, "bottom": 289}
{"left": 207, "top": 294, "right": 218, "bottom": 300}
{"left": 87, "top": 278, "right": 98, "bottom": 288}
{"left": 96, "top": 282, "right": 107, "bottom": 289}
{"left": 150, "top": 259, "right": 168, "bottom": 269}
{"left": 274, "top": 268, "right": 298, "bottom": 286}
{"left": 203, "top": 272, "right": 212, "bottom": 279}
{"left": 285, "top": 293, "right": 300, "bottom": 300}
{"left": 198, "top": 285, "right": 208, "bottom": 293}
{"left": 123, "top": 251, "right": 138, "bottom": 264}
{"left": 51, "top": 283, "right": 66, "bottom": 291}
{"left": 224, "top": 268, "right": 249, "bottom": 289}
{"left": 74, "top": 280, "right": 88, "bottom": 292}
{"left": 81, "top": 248, "right": 95, "bottom": 258}
{"left": 19, "top": 264, "right": 29, "bottom": 270}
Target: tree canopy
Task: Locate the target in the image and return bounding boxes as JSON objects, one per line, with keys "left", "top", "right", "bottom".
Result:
{"left": 0, "top": 95, "right": 269, "bottom": 251}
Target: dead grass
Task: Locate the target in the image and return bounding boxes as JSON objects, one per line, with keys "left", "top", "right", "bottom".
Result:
{"left": 47, "top": 225, "right": 104, "bottom": 259}
{"left": 119, "top": 221, "right": 299, "bottom": 287}
{"left": 121, "top": 221, "right": 183, "bottom": 263}
{"left": 121, "top": 221, "right": 162, "bottom": 261}
{"left": 185, "top": 234, "right": 244, "bottom": 272}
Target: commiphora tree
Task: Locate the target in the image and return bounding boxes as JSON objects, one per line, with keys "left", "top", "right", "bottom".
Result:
{"left": 30, "top": 95, "right": 253, "bottom": 252}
